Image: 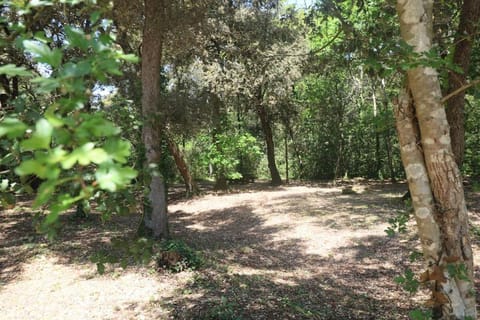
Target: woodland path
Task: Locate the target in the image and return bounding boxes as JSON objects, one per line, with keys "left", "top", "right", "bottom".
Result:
{"left": 1, "top": 181, "right": 479, "bottom": 319}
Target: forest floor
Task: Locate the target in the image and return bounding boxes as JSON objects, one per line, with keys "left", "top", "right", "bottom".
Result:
{"left": 1, "top": 180, "right": 480, "bottom": 320}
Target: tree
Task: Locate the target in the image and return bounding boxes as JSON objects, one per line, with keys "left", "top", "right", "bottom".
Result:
{"left": 0, "top": 0, "right": 138, "bottom": 235}
{"left": 140, "top": 0, "right": 168, "bottom": 238}
{"left": 165, "top": 130, "right": 198, "bottom": 196}
{"left": 196, "top": 3, "right": 306, "bottom": 185}
{"left": 445, "top": 0, "right": 480, "bottom": 167}
{"left": 395, "top": 0, "right": 476, "bottom": 318}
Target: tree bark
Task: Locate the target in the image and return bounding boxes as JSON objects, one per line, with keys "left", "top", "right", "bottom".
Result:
{"left": 445, "top": 0, "right": 480, "bottom": 167}
{"left": 141, "top": 0, "right": 168, "bottom": 239}
{"left": 256, "top": 104, "right": 282, "bottom": 186}
{"left": 165, "top": 132, "right": 198, "bottom": 197}
{"left": 396, "top": 0, "right": 476, "bottom": 318}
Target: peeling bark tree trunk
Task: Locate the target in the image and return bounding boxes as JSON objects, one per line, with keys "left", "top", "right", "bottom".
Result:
{"left": 256, "top": 104, "right": 282, "bottom": 186}
{"left": 165, "top": 132, "right": 198, "bottom": 197}
{"left": 141, "top": 0, "right": 168, "bottom": 239}
{"left": 445, "top": 0, "right": 480, "bottom": 167}
{"left": 396, "top": 0, "right": 476, "bottom": 318}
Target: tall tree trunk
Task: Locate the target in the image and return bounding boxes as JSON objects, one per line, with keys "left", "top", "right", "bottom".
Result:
{"left": 165, "top": 132, "right": 198, "bottom": 197}
{"left": 396, "top": 1, "right": 476, "bottom": 318}
{"left": 380, "top": 78, "right": 396, "bottom": 182}
{"left": 211, "top": 95, "right": 228, "bottom": 191}
{"left": 141, "top": 0, "right": 168, "bottom": 239}
{"left": 256, "top": 104, "right": 282, "bottom": 186}
{"left": 372, "top": 85, "right": 382, "bottom": 177}
{"left": 284, "top": 132, "right": 289, "bottom": 184}
{"left": 445, "top": 0, "right": 480, "bottom": 167}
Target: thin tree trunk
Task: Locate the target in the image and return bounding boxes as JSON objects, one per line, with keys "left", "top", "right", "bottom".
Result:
{"left": 380, "top": 78, "right": 396, "bottom": 182}
{"left": 372, "top": 86, "right": 382, "bottom": 177}
{"left": 256, "top": 104, "right": 282, "bottom": 186}
{"left": 141, "top": 0, "right": 168, "bottom": 239}
{"left": 445, "top": 0, "right": 480, "bottom": 167}
{"left": 210, "top": 95, "right": 228, "bottom": 191}
{"left": 396, "top": 0, "right": 476, "bottom": 318}
{"left": 165, "top": 132, "right": 198, "bottom": 197}
{"left": 284, "top": 132, "right": 289, "bottom": 184}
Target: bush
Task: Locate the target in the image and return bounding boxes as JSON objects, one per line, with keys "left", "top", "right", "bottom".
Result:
{"left": 156, "top": 239, "right": 203, "bottom": 272}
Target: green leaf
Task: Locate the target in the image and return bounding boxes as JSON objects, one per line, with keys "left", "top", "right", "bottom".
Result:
{"left": 61, "top": 143, "right": 109, "bottom": 169}
{"left": 0, "top": 179, "right": 9, "bottom": 191}
{"left": 103, "top": 139, "right": 131, "bottom": 163}
{"left": 61, "top": 61, "right": 92, "bottom": 78}
{"left": 76, "top": 115, "right": 120, "bottom": 140}
{"left": 21, "top": 118, "right": 53, "bottom": 150}
{"left": 43, "top": 209, "right": 60, "bottom": 225}
{"left": 33, "top": 180, "right": 56, "bottom": 208}
{"left": 15, "top": 159, "right": 47, "bottom": 178}
{"left": 31, "top": 76, "right": 61, "bottom": 93}
{"left": 116, "top": 53, "right": 139, "bottom": 63}
{"left": 29, "top": 0, "right": 54, "bottom": 8}
{"left": 45, "top": 147, "right": 67, "bottom": 164}
{"left": 408, "top": 309, "right": 432, "bottom": 320}
{"left": 65, "top": 26, "right": 90, "bottom": 51}
{"left": 0, "top": 64, "right": 32, "bottom": 77}
{"left": 394, "top": 276, "right": 405, "bottom": 284}
{"left": 23, "top": 40, "right": 63, "bottom": 68}
{"left": 95, "top": 163, "right": 137, "bottom": 192}
{"left": 90, "top": 11, "right": 101, "bottom": 24}
{"left": 0, "top": 118, "right": 28, "bottom": 138}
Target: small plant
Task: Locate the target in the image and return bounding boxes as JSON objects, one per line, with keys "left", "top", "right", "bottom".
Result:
{"left": 409, "top": 250, "right": 423, "bottom": 262}
{"left": 90, "top": 237, "right": 155, "bottom": 274}
{"left": 446, "top": 262, "right": 470, "bottom": 282}
{"left": 385, "top": 209, "right": 410, "bottom": 237}
{"left": 409, "top": 309, "right": 432, "bottom": 320}
{"left": 395, "top": 268, "right": 420, "bottom": 294}
{"left": 156, "top": 239, "right": 203, "bottom": 272}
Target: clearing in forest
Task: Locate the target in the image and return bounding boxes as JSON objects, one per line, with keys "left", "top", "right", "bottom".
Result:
{"left": 1, "top": 181, "right": 479, "bottom": 319}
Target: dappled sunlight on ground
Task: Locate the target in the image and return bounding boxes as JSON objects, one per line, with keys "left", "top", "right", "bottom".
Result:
{"left": 1, "top": 181, "right": 479, "bottom": 319}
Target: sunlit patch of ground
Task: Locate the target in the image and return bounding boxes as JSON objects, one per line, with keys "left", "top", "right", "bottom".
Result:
{"left": 1, "top": 181, "right": 479, "bottom": 319}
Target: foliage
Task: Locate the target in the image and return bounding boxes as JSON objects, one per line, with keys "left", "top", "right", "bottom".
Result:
{"left": 157, "top": 239, "right": 204, "bottom": 272}
{"left": 91, "top": 237, "right": 203, "bottom": 274}
{"left": 385, "top": 209, "right": 410, "bottom": 237}
{"left": 408, "top": 309, "right": 433, "bottom": 320}
{"left": 90, "top": 237, "right": 155, "bottom": 274}
{"left": 189, "top": 130, "right": 262, "bottom": 181}
{"left": 294, "top": 72, "right": 402, "bottom": 180}
{"left": 394, "top": 268, "right": 420, "bottom": 294}
{"left": 463, "top": 96, "right": 480, "bottom": 177}
{"left": 0, "top": 0, "right": 137, "bottom": 237}
{"left": 446, "top": 263, "right": 471, "bottom": 282}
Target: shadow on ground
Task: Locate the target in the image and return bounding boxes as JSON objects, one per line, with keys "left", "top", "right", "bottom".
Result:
{"left": 2, "top": 181, "right": 479, "bottom": 320}
{"left": 164, "top": 200, "right": 420, "bottom": 319}
{"left": 0, "top": 200, "right": 141, "bottom": 285}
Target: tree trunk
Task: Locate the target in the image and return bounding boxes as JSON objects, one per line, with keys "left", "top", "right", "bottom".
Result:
{"left": 211, "top": 94, "right": 228, "bottom": 191}
{"left": 141, "top": 0, "right": 168, "bottom": 239}
{"left": 445, "top": 0, "right": 480, "bottom": 167}
{"left": 396, "top": 0, "right": 476, "bottom": 318}
{"left": 256, "top": 104, "right": 282, "bottom": 186}
{"left": 284, "top": 132, "right": 289, "bottom": 184}
{"left": 372, "top": 86, "right": 382, "bottom": 177}
{"left": 165, "top": 132, "right": 198, "bottom": 197}
{"left": 380, "top": 78, "right": 396, "bottom": 182}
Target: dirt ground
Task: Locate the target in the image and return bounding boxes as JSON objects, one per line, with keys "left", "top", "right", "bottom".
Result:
{"left": 1, "top": 181, "right": 479, "bottom": 319}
